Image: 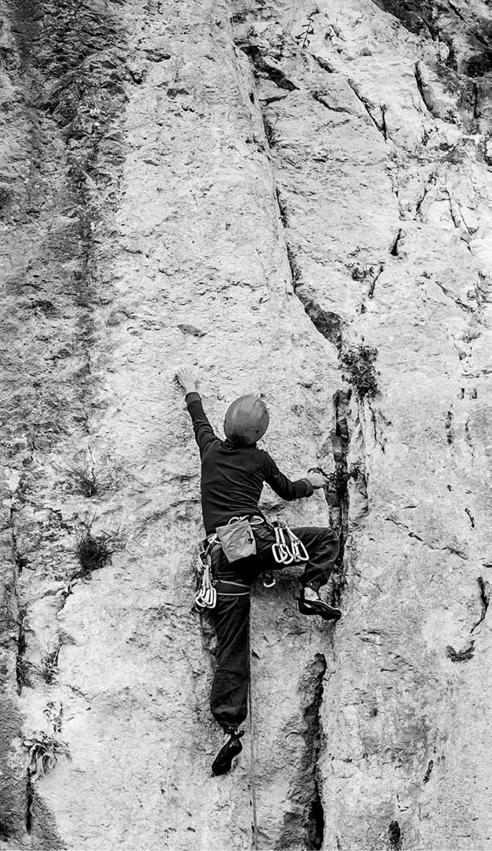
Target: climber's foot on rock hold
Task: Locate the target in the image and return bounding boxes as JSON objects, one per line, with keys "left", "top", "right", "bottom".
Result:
{"left": 298, "top": 587, "right": 341, "bottom": 621}
{"left": 212, "top": 729, "right": 245, "bottom": 776}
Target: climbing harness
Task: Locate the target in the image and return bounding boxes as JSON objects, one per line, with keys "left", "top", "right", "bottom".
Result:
{"left": 215, "top": 578, "right": 250, "bottom": 597}
{"left": 193, "top": 517, "right": 308, "bottom": 607}
{"left": 271, "top": 522, "right": 309, "bottom": 566}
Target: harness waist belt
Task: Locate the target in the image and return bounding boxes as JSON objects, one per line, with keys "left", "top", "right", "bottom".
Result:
{"left": 216, "top": 578, "right": 251, "bottom": 597}
{"left": 207, "top": 515, "right": 266, "bottom": 544}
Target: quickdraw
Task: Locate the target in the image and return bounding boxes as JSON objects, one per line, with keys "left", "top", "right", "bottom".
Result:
{"left": 193, "top": 544, "right": 217, "bottom": 610}
{"left": 271, "top": 523, "right": 309, "bottom": 566}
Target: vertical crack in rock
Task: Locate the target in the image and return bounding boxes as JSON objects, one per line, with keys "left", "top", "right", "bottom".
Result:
{"left": 415, "top": 175, "right": 436, "bottom": 219}
{"left": 347, "top": 80, "right": 388, "bottom": 139}
{"left": 10, "top": 507, "right": 27, "bottom": 576}
{"left": 330, "top": 392, "right": 351, "bottom": 603}
{"left": 15, "top": 605, "right": 29, "bottom": 695}
{"left": 275, "top": 188, "right": 289, "bottom": 229}
{"left": 446, "top": 0, "right": 465, "bottom": 24}
{"left": 367, "top": 263, "right": 385, "bottom": 298}
{"left": 275, "top": 191, "right": 343, "bottom": 351}
{"left": 299, "top": 298, "right": 343, "bottom": 352}
{"left": 304, "top": 654, "right": 327, "bottom": 851}
{"left": 380, "top": 105, "right": 388, "bottom": 140}
{"left": 272, "top": 203, "right": 354, "bottom": 607}
{"left": 8, "top": 499, "right": 32, "bottom": 696}
{"left": 277, "top": 654, "right": 327, "bottom": 850}
{"left": 237, "top": 38, "right": 363, "bottom": 614}
{"left": 388, "top": 819, "right": 403, "bottom": 849}
{"left": 423, "top": 758, "right": 434, "bottom": 783}
{"left": 389, "top": 230, "right": 403, "bottom": 257}
{"left": 273, "top": 188, "right": 355, "bottom": 586}
{"left": 23, "top": 767, "right": 64, "bottom": 849}
{"left": 445, "top": 410, "right": 454, "bottom": 444}
{"left": 25, "top": 772, "right": 34, "bottom": 835}
{"left": 471, "top": 576, "right": 490, "bottom": 632}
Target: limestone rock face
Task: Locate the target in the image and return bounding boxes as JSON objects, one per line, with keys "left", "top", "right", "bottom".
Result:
{"left": 0, "top": 0, "right": 490, "bottom": 849}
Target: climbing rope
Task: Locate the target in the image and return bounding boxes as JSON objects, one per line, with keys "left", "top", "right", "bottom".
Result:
{"left": 248, "top": 618, "right": 259, "bottom": 850}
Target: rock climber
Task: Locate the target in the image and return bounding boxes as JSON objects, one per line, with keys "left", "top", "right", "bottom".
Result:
{"left": 176, "top": 368, "right": 340, "bottom": 776}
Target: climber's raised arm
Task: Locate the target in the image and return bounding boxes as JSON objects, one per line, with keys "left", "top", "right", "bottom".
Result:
{"left": 176, "top": 368, "right": 217, "bottom": 455}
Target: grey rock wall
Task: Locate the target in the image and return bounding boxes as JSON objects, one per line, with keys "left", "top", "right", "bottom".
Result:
{"left": 0, "top": 0, "right": 490, "bottom": 849}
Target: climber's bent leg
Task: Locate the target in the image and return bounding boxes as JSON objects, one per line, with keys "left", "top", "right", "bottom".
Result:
{"left": 291, "top": 526, "right": 339, "bottom": 591}
{"left": 292, "top": 527, "right": 341, "bottom": 620}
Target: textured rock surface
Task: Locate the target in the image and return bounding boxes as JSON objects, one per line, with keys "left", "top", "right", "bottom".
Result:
{"left": 0, "top": 0, "right": 490, "bottom": 849}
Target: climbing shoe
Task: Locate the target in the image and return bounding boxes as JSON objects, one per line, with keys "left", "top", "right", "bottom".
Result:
{"left": 212, "top": 730, "right": 245, "bottom": 776}
{"left": 298, "top": 591, "right": 341, "bottom": 621}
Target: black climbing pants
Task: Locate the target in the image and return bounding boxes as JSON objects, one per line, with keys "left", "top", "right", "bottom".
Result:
{"left": 209, "top": 522, "right": 339, "bottom": 730}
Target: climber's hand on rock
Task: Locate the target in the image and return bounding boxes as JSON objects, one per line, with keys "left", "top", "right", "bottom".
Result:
{"left": 305, "top": 472, "right": 326, "bottom": 490}
{"left": 176, "top": 368, "right": 198, "bottom": 395}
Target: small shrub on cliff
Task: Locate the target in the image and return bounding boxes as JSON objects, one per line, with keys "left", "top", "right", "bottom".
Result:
{"left": 340, "top": 344, "right": 378, "bottom": 399}
{"left": 16, "top": 656, "right": 34, "bottom": 691}
{"left": 23, "top": 731, "right": 71, "bottom": 781}
{"left": 75, "top": 527, "right": 120, "bottom": 578}
{"left": 70, "top": 465, "right": 98, "bottom": 497}
{"left": 41, "top": 647, "right": 60, "bottom": 684}
{"left": 322, "top": 468, "right": 349, "bottom": 493}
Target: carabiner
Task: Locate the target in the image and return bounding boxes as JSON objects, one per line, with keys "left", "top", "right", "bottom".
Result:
{"left": 290, "top": 537, "right": 309, "bottom": 562}
{"left": 272, "top": 543, "right": 294, "bottom": 564}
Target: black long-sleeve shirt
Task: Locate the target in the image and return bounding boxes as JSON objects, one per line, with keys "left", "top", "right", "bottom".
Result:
{"left": 185, "top": 392, "right": 314, "bottom": 534}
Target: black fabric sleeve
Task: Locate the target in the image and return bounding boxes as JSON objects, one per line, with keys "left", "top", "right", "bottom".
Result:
{"left": 262, "top": 451, "right": 314, "bottom": 500}
{"left": 185, "top": 392, "right": 218, "bottom": 455}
